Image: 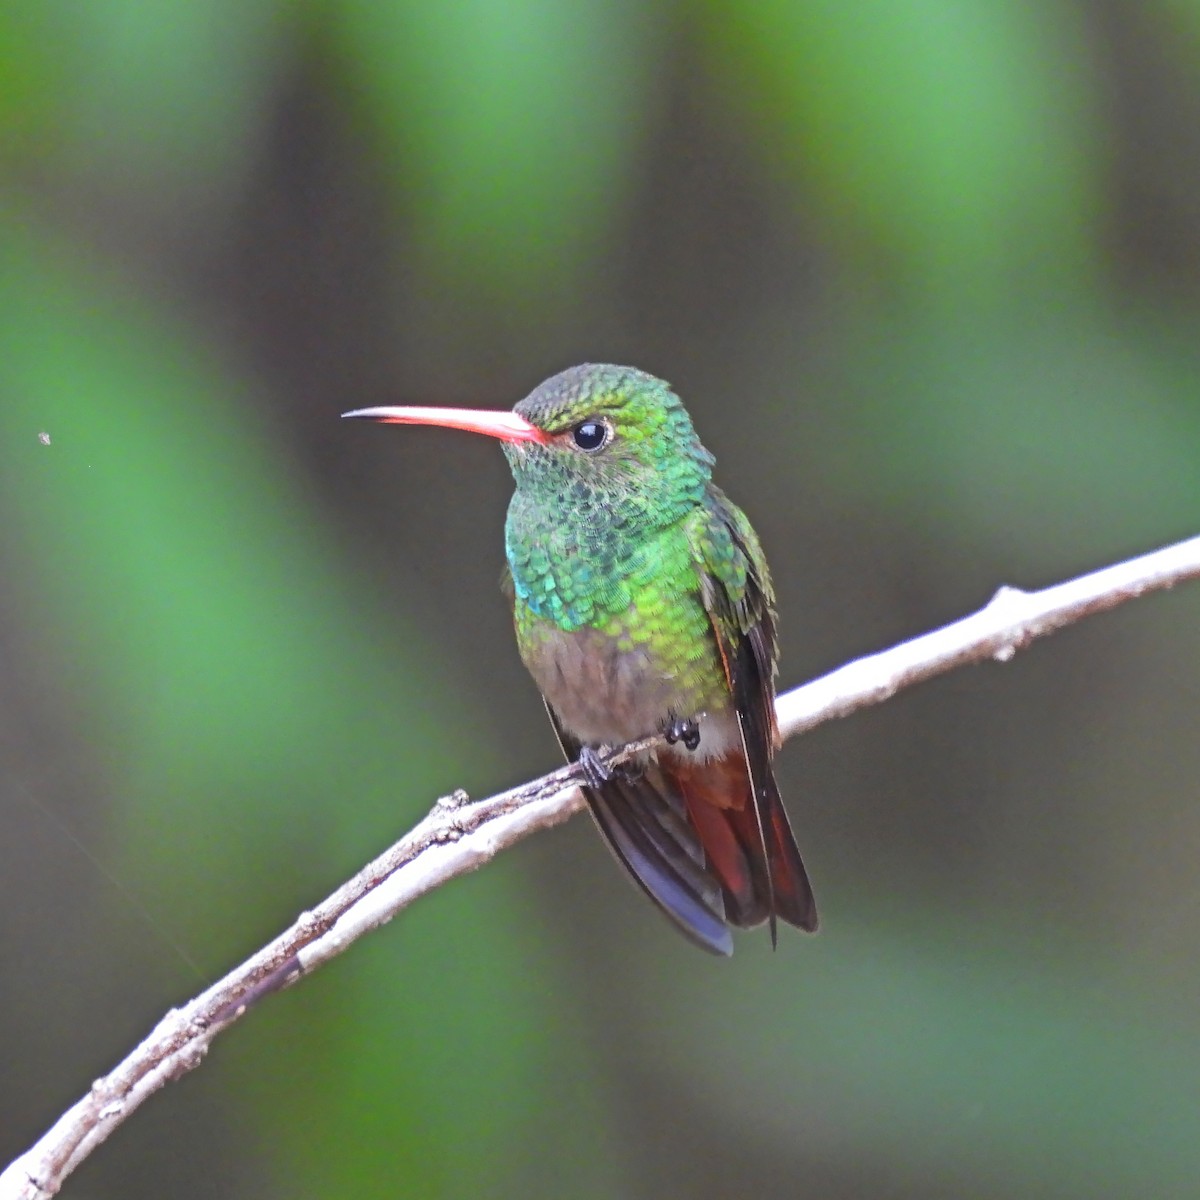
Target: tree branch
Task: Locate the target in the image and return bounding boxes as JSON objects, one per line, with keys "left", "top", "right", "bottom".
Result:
{"left": 5, "top": 531, "right": 1200, "bottom": 1199}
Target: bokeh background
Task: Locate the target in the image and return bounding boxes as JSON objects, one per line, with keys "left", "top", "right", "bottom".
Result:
{"left": 4, "top": 3, "right": 1200, "bottom": 1197}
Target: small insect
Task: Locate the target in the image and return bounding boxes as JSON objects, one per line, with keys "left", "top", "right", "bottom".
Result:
{"left": 37, "top": 432, "right": 51, "bottom": 446}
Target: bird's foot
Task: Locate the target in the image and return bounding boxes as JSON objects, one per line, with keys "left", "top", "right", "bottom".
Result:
{"left": 664, "top": 715, "right": 702, "bottom": 752}
{"left": 577, "top": 745, "right": 612, "bottom": 790}
{"left": 577, "top": 745, "right": 645, "bottom": 789}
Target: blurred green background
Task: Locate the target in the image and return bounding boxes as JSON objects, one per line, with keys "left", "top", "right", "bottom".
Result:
{"left": 3, "top": 2, "right": 1200, "bottom": 1197}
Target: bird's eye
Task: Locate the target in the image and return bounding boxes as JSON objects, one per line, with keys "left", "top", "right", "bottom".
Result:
{"left": 570, "top": 419, "right": 611, "bottom": 453}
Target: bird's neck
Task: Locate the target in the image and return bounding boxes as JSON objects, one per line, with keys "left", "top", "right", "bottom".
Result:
{"left": 505, "top": 484, "right": 700, "bottom": 632}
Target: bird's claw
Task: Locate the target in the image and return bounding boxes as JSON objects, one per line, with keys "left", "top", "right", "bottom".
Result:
{"left": 577, "top": 745, "right": 612, "bottom": 790}
{"left": 577, "top": 745, "right": 645, "bottom": 789}
{"left": 664, "top": 715, "right": 702, "bottom": 752}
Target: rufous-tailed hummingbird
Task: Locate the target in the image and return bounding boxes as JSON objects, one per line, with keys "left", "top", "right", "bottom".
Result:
{"left": 344, "top": 364, "right": 817, "bottom": 954}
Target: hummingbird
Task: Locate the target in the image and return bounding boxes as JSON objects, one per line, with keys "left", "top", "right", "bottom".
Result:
{"left": 344, "top": 364, "right": 817, "bottom": 954}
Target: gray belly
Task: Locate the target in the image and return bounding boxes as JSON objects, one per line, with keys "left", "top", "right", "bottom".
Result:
{"left": 521, "top": 622, "right": 739, "bottom": 763}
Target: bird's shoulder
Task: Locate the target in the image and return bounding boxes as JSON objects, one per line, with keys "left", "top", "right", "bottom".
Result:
{"left": 686, "top": 489, "right": 780, "bottom": 748}
{"left": 685, "top": 487, "right": 775, "bottom": 630}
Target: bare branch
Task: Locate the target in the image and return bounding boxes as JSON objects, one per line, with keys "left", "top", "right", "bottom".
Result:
{"left": 5, "top": 531, "right": 1200, "bottom": 1199}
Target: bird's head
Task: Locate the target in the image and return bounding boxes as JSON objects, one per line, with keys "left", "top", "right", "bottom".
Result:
{"left": 344, "top": 363, "right": 715, "bottom": 530}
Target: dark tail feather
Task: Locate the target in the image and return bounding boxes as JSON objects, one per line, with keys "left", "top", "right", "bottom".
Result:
{"left": 673, "top": 754, "right": 818, "bottom": 934}
{"left": 542, "top": 701, "right": 734, "bottom": 954}
{"left": 584, "top": 766, "right": 734, "bottom": 956}
{"left": 771, "top": 789, "right": 818, "bottom": 931}
{"left": 683, "top": 795, "right": 765, "bottom": 926}
{"left": 730, "top": 778, "right": 818, "bottom": 932}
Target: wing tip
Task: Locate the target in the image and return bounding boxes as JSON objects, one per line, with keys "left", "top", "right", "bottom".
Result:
{"left": 584, "top": 785, "right": 735, "bottom": 958}
{"left": 694, "top": 921, "right": 735, "bottom": 957}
